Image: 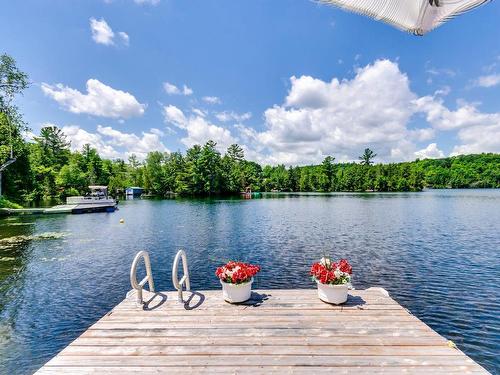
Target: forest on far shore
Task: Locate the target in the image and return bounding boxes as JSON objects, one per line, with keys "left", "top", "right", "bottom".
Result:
{"left": 1, "top": 54, "right": 499, "bottom": 207}
{"left": 2, "top": 123, "right": 499, "bottom": 205}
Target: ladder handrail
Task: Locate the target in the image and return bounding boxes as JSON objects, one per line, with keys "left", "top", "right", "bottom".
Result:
{"left": 129, "top": 251, "right": 155, "bottom": 305}
{"left": 172, "top": 249, "right": 190, "bottom": 302}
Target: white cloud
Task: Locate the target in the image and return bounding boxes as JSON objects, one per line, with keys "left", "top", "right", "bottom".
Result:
{"left": 451, "top": 123, "right": 500, "bottom": 155}
{"left": 409, "top": 128, "right": 435, "bottom": 142}
{"left": 434, "top": 86, "right": 451, "bottom": 96}
{"left": 23, "top": 130, "right": 37, "bottom": 142}
{"left": 164, "top": 83, "right": 180, "bottom": 95}
{"left": 134, "top": 0, "right": 160, "bottom": 5}
{"left": 236, "top": 59, "right": 499, "bottom": 164}
{"left": 90, "top": 18, "right": 114, "bottom": 45}
{"left": 89, "top": 18, "right": 128, "bottom": 47}
{"left": 41, "top": 79, "right": 145, "bottom": 119}
{"left": 202, "top": 96, "right": 222, "bottom": 104}
{"left": 425, "top": 65, "right": 457, "bottom": 86}
{"left": 150, "top": 128, "right": 164, "bottom": 137}
{"left": 144, "top": 59, "right": 500, "bottom": 165}
{"left": 215, "top": 111, "right": 252, "bottom": 123}
{"left": 473, "top": 73, "right": 500, "bottom": 88}
{"left": 192, "top": 108, "right": 207, "bottom": 117}
{"left": 163, "top": 105, "right": 236, "bottom": 150}
{"left": 426, "top": 67, "right": 456, "bottom": 77}
{"left": 414, "top": 90, "right": 500, "bottom": 156}
{"left": 118, "top": 31, "right": 129, "bottom": 46}
{"left": 414, "top": 96, "right": 493, "bottom": 130}
{"left": 61, "top": 124, "right": 168, "bottom": 160}
{"left": 158, "top": 59, "right": 500, "bottom": 165}
{"left": 182, "top": 85, "right": 193, "bottom": 96}
{"left": 163, "top": 82, "right": 193, "bottom": 96}
{"left": 414, "top": 143, "right": 444, "bottom": 159}
{"left": 163, "top": 105, "right": 187, "bottom": 127}
{"left": 62, "top": 125, "right": 121, "bottom": 159}
{"left": 97, "top": 125, "right": 168, "bottom": 158}
{"left": 246, "top": 59, "right": 418, "bottom": 164}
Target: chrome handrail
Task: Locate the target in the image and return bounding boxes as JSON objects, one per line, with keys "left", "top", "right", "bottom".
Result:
{"left": 172, "top": 250, "right": 190, "bottom": 302}
{"left": 129, "top": 251, "right": 155, "bottom": 306}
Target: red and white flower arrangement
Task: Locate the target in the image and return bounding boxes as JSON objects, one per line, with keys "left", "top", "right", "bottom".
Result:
{"left": 311, "top": 256, "right": 353, "bottom": 304}
{"left": 310, "top": 256, "right": 353, "bottom": 285}
{"left": 216, "top": 261, "right": 261, "bottom": 285}
{"left": 216, "top": 261, "right": 261, "bottom": 303}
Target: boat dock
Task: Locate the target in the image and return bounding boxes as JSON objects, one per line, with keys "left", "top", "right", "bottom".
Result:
{"left": 0, "top": 203, "right": 116, "bottom": 216}
{"left": 0, "top": 186, "right": 117, "bottom": 216}
{"left": 35, "top": 288, "right": 489, "bottom": 374}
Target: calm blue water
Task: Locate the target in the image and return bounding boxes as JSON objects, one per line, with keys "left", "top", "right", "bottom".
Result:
{"left": 0, "top": 190, "right": 499, "bottom": 374}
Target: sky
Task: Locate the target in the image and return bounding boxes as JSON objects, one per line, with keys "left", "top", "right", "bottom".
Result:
{"left": 1, "top": 0, "right": 499, "bottom": 165}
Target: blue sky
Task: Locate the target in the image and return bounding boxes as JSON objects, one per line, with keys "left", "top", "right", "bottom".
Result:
{"left": 1, "top": 0, "right": 499, "bottom": 164}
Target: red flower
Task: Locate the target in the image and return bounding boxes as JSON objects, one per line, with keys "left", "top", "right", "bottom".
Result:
{"left": 339, "top": 259, "right": 353, "bottom": 274}
{"left": 310, "top": 258, "right": 353, "bottom": 285}
{"left": 215, "top": 261, "right": 260, "bottom": 284}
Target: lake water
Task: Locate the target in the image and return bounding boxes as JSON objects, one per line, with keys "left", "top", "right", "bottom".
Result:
{"left": 0, "top": 190, "right": 499, "bottom": 374}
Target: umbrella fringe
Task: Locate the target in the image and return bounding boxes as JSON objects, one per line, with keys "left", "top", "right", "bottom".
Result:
{"left": 317, "top": 0, "right": 491, "bottom": 35}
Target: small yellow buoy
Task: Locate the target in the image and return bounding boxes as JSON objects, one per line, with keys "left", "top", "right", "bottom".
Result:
{"left": 119, "top": 218, "right": 125, "bottom": 224}
{"left": 447, "top": 340, "right": 457, "bottom": 349}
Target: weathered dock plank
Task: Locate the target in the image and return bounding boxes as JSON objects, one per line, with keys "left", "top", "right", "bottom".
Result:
{"left": 35, "top": 289, "right": 490, "bottom": 374}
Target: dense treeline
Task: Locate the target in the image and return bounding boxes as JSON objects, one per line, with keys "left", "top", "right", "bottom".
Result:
{"left": 3, "top": 125, "right": 499, "bottom": 203}
{"left": 1, "top": 54, "right": 499, "bottom": 206}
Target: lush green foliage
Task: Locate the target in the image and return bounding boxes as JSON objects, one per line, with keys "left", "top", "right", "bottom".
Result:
{"left": 0, "top": 54, "right": 32, "bottom": 199}
{"left": 1, "top": 53, "right": 499, "bottom": 204}
{"left": 0, "top": 196, "right": 22, "bottom": 209}
{"left": 3, "top": 129, "right": 499, "bottom": 203}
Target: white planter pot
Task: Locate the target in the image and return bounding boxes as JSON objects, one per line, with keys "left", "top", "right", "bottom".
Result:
{"left": 221, "top": 278, "right": 253, "bottom": 303}
{"left": 316, "top": 281, "right": 349, "bottom": 304}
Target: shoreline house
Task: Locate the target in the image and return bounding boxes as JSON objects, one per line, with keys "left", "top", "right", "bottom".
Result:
{"left": 125, "top": 187, "right": 144, "bottom": 197}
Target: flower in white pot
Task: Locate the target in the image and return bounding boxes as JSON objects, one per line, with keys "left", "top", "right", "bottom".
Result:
{"left": 310, "top": 256, "right": 353, "bottom": 304}
{"left": 215, "top": 261, "right": 261, "bottom": 303}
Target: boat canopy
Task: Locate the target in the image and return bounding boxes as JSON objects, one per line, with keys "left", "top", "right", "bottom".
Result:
{"left": 88, "top": 185, "right": 109, "bottom": 194}
{"left": 89, "top": 185, "right": 108, "bottom": 190}
{"left": 319, "top": 0, "right": 490, "bottom": 35}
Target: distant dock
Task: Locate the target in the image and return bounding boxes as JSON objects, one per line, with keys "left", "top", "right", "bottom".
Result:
{"left": 0, "top": 203, "right": 116, "bottom": 216}
{"left": 35, "top": 288, "right": 489, "bottom": 374}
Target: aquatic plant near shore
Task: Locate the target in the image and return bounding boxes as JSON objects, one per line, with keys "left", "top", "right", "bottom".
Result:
{"left": 0, "top": 232, "right": 67, "bottom": 250}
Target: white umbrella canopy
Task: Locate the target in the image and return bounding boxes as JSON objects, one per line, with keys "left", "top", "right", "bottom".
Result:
{"left": 320, "top": 0, "right": 490, "bottom": 35}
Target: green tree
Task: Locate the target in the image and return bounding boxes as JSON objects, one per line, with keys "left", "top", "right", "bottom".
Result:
{"left": 29, "top": 126, "right": 71, "bottom": 198}
{"left": 226, "top": 144, "right": 244, "bottom": 162}
{"left": 127, "top": 154, "right": 144, "bottom": 187}
{"left": 179, "top": 145, "right": 204, "bottom": 194}
{"left": 143, "top": 151, "right": 166, "bottom": 195}
{"left": 0, "top": 54, "right": 30, "bottom": 201}
{"left": 80, "top": 144, "right": 105, "bottom": 186}
{"left": 34, "top": 126, "right": 70, "bottom": 165}
{"left": 200, "top": 140, "right": 222, "bottom": 194}
{"left": 320, "top": 156, "right": 335, "bottom": 191}
{"left": 56, "top": 162, "right": 87, "bottom": 196}
{"left": 222, "top": 144, "right": 245, "bottom": 193}
{"left": 241, "top": 161, "right": 262, "bottom": 191}
{"left": 359, "top": 148, "right": 377, "bottom": 166}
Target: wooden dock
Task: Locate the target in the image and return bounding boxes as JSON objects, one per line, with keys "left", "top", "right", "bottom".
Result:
{"left": 35, "top": 288, "right": 489, "bottom": 374}
{"left": 0, "top": 203, "right": 116, "bottom": 216}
